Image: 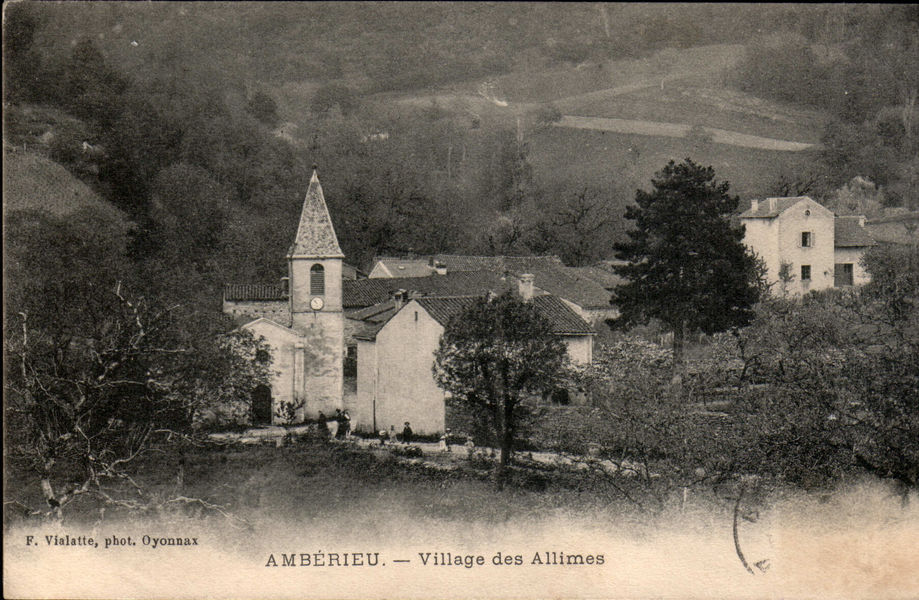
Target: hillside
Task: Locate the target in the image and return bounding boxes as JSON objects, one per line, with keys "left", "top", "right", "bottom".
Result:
{"left": 379, "top": 42, "right": 826, "bottom": 205}
{"left": 3, "top": 144, "right": 128, "bottom": 227}
{"left": 4, "top": 2, "right": 912, "bottom": 275}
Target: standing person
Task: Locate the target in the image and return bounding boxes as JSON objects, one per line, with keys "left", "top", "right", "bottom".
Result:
{"left": 334, "top": 409, "right": 345, "bottom": 439}
{"left": 342, "top": 410, "right": 352, "bottom": 439}
{"left": 317, "top": 412, "right": 329, "bottom": 438}
{"left": 401, "top": 422, "right": 414, "bottom": 445}
{"left": 464, "top": 439, "right": 476, "bottom": 459}
{"left": 439, "top": 429, "right": 452, "bottom": 453}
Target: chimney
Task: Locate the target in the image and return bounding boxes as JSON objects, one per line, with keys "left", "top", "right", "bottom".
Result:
{"left": 518, "top": 273, "right": 535, "bottom": 302}
{"left": 768, "top": 197, "right": 777, "bottom": 212}
{"left": 858, "top": 215, "right": 866, "bottom": 227}
{"left": 280, "top": 276, "right": 290, "bottom": 296}
{"left": 750, "top": 199, "right": 759, "bottom": 212}
{"left": 434, "top": 261, "right": 447, "bottom": 275}
{"left": 392, "top": 289, "right": 407, "bottom": 310}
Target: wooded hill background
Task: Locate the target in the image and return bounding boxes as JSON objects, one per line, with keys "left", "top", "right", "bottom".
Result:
{"left": 5, "top": 3, "right": 917, "bottom": 316}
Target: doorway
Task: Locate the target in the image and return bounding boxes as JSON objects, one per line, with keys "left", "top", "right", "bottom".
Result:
{"left": 252, "top": 384, "right": 273, "bottom": 425}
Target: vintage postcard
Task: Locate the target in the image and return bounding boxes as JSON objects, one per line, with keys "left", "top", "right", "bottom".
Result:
{"left": 4, "top": 2, "right": 919, "bottom": 598}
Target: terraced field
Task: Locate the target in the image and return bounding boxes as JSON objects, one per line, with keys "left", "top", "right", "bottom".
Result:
{"left": 554, "top": 115, "right": 815, "bottom": 152}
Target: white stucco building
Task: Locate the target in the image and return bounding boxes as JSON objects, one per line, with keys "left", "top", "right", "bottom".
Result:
{"left": 351, "top": 280, "right": 595, "bottom": 436}
{"left": 740, "top": 196, "right": 875, "bottom": 296}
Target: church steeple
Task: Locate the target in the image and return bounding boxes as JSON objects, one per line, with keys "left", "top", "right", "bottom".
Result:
{"left": 288, "top": 167, "right": 344, "bottom": 259}
{"left": 286, "top": 165, "right": 345, "bottom": 418}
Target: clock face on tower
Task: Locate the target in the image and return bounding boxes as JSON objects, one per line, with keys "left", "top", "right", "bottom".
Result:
{"left": 310, "top": 297, "right": 324, "bottom": 311}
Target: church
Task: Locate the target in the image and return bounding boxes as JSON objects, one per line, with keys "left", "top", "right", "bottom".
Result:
{"left": 224, "top": 168, "right": 345, "bottom": 424}
{"left": 224, "top": 169, "right": 596, "bottom": 432}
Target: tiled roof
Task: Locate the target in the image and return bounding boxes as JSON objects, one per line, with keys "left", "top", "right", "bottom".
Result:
{"left": 539, "top": 266, "right": 614, "bottom": 309}
{"left": 343, "top": 271, "right": 513, "bottom": 308}
{"left": 362, "top": 254, "right": 614, "bottom": 309}
{"left": 371, "top": 258, "right": 435, "bottom": 277}
{"left": 440, "top": 255, "right": 612, "bottom": 309}
{"left": 531, "top": 295, "right": 596, "bottom": 334}
{"left": 288, "top": 170, "right": 344, "bottom": 258}
{"left": 433, "top": 254, "right": 565, "bottom": 272}
{"left": 739, "top": 196, "right": 812, "bottom": 218}
{"left": 224, "top": 283, "right": 287, "bottom": 301}
{"left": 570, "top": 265, "right": 624, "bottom": 289}
{"left": 369, "top": 255, "right": 567, "bottom": 277}
{"left": 346, "top": 299, "right": 399, "bottom": 322}
{"left": 412, "top": 297, "right": 477, "bottom": 328}
{"left": 415, "top": 294, "right": 594, "bottom": 336}
{"left": 835, "top": 216, "right": 876, "bottom": 247}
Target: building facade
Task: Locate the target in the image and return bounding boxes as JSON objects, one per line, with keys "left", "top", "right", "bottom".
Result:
{"left": 352, "top": 287, "right": 595, "bottom": 436}
{"left": 740, "top": 196, "right": 874, "bottom": 296}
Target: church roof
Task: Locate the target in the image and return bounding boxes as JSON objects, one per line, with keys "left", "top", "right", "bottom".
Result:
{"left": 224, "top": 283, "right": 287, "bottom": 301}
{"left": 288, "top": 170, "right": 344, "bottom": 258}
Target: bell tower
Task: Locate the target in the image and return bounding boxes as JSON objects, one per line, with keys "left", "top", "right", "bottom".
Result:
{"left": 287, "top": 166, "right": 344, "bottom": 417}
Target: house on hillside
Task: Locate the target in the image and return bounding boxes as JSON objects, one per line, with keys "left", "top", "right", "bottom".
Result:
{"left": 349, "top": 278, "right": 595, "bottom": 436}
{"left": 740, "top": 196, "right": 875, "bottom": 296}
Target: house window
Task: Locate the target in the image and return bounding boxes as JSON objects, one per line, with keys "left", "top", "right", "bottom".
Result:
{"left": 310, "top": 264, "right": 325, "bottom": 295}
{"left": 801, "top": 265, "right": 811, "bottom": 281}
{"left": 835, "top": 263, "right": 854, "bottom": 286}
{"left": 801, "top": 231, "right": 813, "bottom": 247}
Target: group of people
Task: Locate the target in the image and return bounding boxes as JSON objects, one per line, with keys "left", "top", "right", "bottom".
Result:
{"left": 376, "top": 423, "right": 454, "bottom": 453}
{"left": 377, "top": 422, "right": 414, "bottom": 446}
{"left": 316, "top": 413, "right": 463, "bottom": 454}
{"left": 317, "top": 409, "right": 351, "bottom": 439}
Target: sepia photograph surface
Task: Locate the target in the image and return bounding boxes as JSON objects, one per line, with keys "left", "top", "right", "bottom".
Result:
{"left": 3, "top": 3, "right": 919, "bottom": 598}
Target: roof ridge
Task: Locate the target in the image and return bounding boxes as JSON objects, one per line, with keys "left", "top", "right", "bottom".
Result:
{"left": 434, "top": 253, "right": 562, "bottom": 260}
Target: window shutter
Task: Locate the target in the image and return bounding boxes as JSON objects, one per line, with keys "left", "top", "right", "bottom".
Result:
{"left": 310, "top": 264, "right": 325, "bottom": 295}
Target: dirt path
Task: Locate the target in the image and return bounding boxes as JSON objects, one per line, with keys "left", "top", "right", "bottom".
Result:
{"left": 554, "top": 115, "right": 815, "bottom": 152}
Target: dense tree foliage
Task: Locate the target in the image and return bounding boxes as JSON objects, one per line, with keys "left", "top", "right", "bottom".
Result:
{"left": 4, "top": 208, "right": 272, "bottom": 519}
{"left": 731, "top": 6, "right": 919, "bottom": 206}
{"left": 612, "top": 159, "right": 765, "bottom": 380}
{"left": 565, "top": 245, "right": 918, "bottom": 512}
{"left": 433, "top": 293, "right": 569, "bottom": 487}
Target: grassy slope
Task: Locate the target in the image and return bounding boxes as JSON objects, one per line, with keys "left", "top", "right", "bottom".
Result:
{"left": 558, "top": 83, "right": 826, "bottom": 143}
{"left": 386, "top": 43, "right": 826, "bottom": 207}
{"left": 529, "top": 127, "right": 818, "bottom": 208}
{"left": 3, "top": 438, "right": 657, "bottom": 529}
{"left": 3, "top": 146, "right": 127, "bottom": 225}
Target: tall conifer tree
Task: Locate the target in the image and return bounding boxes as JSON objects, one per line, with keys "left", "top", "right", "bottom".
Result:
{"left": 612, "top": 159, "right": 765, "bottom": 384}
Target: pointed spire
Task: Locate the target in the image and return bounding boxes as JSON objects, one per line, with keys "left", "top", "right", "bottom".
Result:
{"left": 288, "top": 167, "right": 344, "bottom": 258}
